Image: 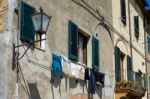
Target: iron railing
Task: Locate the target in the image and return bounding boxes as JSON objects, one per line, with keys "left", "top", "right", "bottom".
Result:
{"left": 115, "top": 69, "right": 146, "bottom": 88}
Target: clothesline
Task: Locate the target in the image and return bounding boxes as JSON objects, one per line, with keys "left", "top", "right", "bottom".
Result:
{"left": 28, "top": 50, "right": 113, "bottom": 78}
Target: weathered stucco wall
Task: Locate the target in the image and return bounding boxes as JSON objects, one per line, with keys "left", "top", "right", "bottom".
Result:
{"left": 0, "top": 0, "right": 114, "bottom": 99}
{"left": 112, "top": 0, "right": 146, "bottom": 73}
{"left": 112, "top": 0, "right": 146, "bottom": 98}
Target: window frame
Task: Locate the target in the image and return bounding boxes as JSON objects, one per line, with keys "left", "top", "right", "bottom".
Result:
{"left": 78, "top": 30, "right": 88, "bottom": 65}
{"left": 34, "top": 33, "right": 46, "bottom": 50}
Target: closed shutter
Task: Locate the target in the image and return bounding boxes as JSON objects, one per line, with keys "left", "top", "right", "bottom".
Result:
{"left": 120, "top": 0, "right": 126, "bottom": 24}
{"left": 92, "top": 37, "right": 99, "bottom": 71}
{"left": 134, "top": 16, "right": 139, "bottom": 38}
{"left": 20, "top": 2, "right": 35, "bottom": 42}
{"left": 68, "top": 20, "right": 78, "bottom": 61}
{"left": 115, "top": 46, "right": 121, "bottom": 81}
{"left": 148, "top": 36, "right": 150, "bottom": 53}
{"left": 127, "top": 55, "right": 132, "bottom": 81}
{"left": 149, "top": 77, "right": 150, "bottom": 92}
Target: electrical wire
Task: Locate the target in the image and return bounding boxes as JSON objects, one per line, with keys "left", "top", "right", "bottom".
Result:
{"left": 18, "top": 63, "right": 31, "bottom": 99}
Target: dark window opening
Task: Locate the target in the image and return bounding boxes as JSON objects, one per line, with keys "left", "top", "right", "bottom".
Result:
{"left": 78, "top": 32, "right": 88, "bottom": 65}
{"left": 120, "top": 0, "right": 126, "bottom": 25}
{"left": 134, "top": 16, "right": 139, "bottom": 40}
{"left": 120, "top": 52, "right": 125, "bottom": 80}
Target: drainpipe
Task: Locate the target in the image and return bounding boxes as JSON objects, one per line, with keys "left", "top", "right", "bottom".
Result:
{"left": 144, "top": 17, "right": 149, "bottom": 99}
{"left": 127, "top": 0, "right": 133, "bottom": 71}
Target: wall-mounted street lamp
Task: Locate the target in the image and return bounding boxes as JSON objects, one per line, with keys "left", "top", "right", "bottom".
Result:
{"left": 13, "top": 6, "right": 52, "bottom": 99}
{"left": 32, "top": 7, "right": 52, "bottom": 35}
{"left": 13, "top": 7, "right": 52, "bottom": 64}
{"left": 32, "top": 7, "right": 52, "bottom": 47}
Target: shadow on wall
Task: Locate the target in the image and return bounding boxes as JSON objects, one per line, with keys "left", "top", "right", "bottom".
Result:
{"left": 95, "top": 84, "right": 103, "bottom": 99}
{"left": 50, "top": 76, "right": 62, "bottom": 99}
{"left": 28, "top": 83, "right": 41, "bottom": 99}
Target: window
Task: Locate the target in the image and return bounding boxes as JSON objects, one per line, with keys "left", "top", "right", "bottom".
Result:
{"left": 134, "top": 16, "right": 139, "bottom": 39}
{"left": 120, "top": 0, "right": 126, "bottom": 25}
{"left": 68, "top": 20, "right": 88, "bottom": 64}
{"left": 120, "top": 52, "right": 125, "bottom": 80}
{"left": 78, "top": 32, "right": 88, "bottom": 65}
{"left": 35, "top": 33, "right": 46, "bottom": 50}
{"left": 92, "top": 37, "right": 99, "bottom": 71}
{"left": 20, "top": 2, "right": 35, "bottom": 42}
{"left": 147, "top": 36, "right": 150, "bottom": 53}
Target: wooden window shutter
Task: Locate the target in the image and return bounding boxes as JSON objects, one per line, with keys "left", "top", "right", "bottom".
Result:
{"left": 115, "top": 46, "right": 121, "bottom": 81}
{"left": 127, "top": 55, "right": 132, "bottom": 81}
{"left": 148, "top": 36, "right": 150, "bottom": 53}
{"left": 134, "top": 16, "right": 139, "bottom": 38}
{"left": 120, "top": 0, "right": 126, "bottom": 25}
{"left": 20, "top": 2, "right": 35, "bottom": 42}
{"left": 149, "top": 77, "right": 150, "bottom": 92}
{"left": 92, "top": 37, "right": 99, "bottom": 71}
{"left": 68, "top": 20, "right": 78, "bottom": 61}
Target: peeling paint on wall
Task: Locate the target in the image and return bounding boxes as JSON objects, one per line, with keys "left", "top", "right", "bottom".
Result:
{"left": 0, "top": 0, "right": 8, "bottom": 32}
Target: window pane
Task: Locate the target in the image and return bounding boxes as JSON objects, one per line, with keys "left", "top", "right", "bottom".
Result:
{"left": 41, "top": 34, "right": 46, "bottom": 50}
{"left": 78, "top": 36, "right": 84, "bottom": 64}
{"left": 42, "top": 14, "right": 50, "bottom": 32}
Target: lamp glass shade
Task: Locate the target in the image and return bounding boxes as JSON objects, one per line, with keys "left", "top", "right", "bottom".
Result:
{"left": 32, "top": 13, "right": 42, "bottom": 32}
{"left": 42, "top": 13, "right": 51, "bottom": 33}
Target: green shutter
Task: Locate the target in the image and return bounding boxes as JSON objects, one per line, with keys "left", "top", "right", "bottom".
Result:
{"left": 148, "top": 36, "right": 150, "bottom": 53}
{"left": 68, "top": 20, "right": 78, "bottom": 61}
{"left": 20, "top": 2, "right": 35, "bottom": 42}
{"left": 134, "top": 16, "right": 139, "bottom": 38}
{"left": 115, "top": 46, "right": 121, "bottom": 81}
{"left": 127, "top": 55, "right": 132, "bottom": 81}
{"left": 92, "top": 37, "right": 99, "bottom": 71}
{"left": 149, "top": 77, "right": 150, "bottom": 91}
{"left": 120, "top": 0, "right": 126, "bottom": 24}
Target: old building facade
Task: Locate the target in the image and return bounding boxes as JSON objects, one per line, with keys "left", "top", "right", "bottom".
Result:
{"left": 112, "top": 0, "right": 148, "bottom": 99}
{"left": 0, "top": 0, "right": 115, "bottom": 99}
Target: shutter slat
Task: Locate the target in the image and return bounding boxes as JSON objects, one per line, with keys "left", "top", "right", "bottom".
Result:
{"left": 20, "top": 2, "right": 35, "bottom": 42}
{"left": 92, "top": 37, "right": 99, "bottom": 71}
{"left": 68, "top": 20, "right": 78, "bottom": 61}
{"left": 115, "top": 46, "right": 121, "bottom": 81}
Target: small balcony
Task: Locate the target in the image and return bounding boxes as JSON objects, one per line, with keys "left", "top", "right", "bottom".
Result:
{"left": 115, "top": 69, "right": 146, "bottom": 98}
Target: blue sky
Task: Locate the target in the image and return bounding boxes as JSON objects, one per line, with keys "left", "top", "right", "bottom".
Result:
{"left": 145, "top": 0, "right": 150, "bottom": 10}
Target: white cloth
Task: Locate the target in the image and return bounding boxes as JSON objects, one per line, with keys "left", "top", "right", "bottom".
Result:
{"left": 69, "top": 62, "right": 77, "bottom": 78}
{"left": 69, "top": 62, "right": 83, "bottom": 78}
{"left": 76, "top": 64, "right": 82, "bottom": 78}
{"left": 79, "top": 66, "right": 85, "bottom": 80}
{"left": 61, "top": 55, "right": 70, "bottom": 75}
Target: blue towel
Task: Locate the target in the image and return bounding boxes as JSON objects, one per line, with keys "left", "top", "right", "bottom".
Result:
{"left": 52, "top": 54, "right": 63, "bottom": 79}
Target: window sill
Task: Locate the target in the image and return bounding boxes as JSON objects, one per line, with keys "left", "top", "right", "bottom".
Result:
{"left": 34, "top": 46, "right": 45, "bottom": 52}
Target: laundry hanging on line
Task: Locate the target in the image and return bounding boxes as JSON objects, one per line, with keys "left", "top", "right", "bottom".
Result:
{"left": 52, "top": 53, "right": 63, "bottom": 79}
{"left": 51, "top": 53, "right": 105, "bottom": 89}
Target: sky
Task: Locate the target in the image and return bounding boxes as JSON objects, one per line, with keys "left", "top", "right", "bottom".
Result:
{"left": 145, "top": 0, "right": 150, "bottom": 10}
